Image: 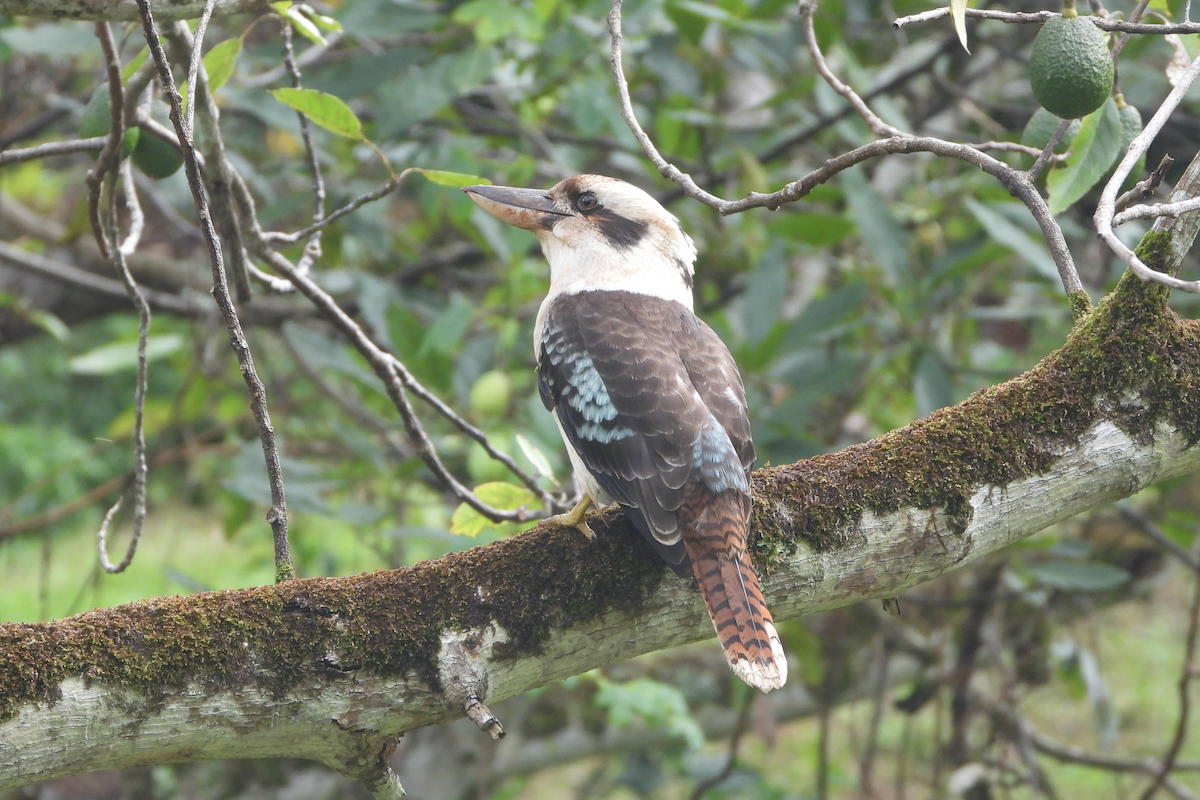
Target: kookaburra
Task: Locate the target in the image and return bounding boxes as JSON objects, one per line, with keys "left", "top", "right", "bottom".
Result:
{"left": 464, "top": 175, "right": 787, "bottom": 692}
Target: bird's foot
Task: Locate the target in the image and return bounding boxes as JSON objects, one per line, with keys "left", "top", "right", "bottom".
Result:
{"left": 546, "top": 495, "right": 596, "bottom": 541}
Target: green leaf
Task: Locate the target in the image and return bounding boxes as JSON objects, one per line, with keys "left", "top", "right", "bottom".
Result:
{"left": 515, "top": 433, "right": 555, "bottom": 480}
{"left": 295, "top": 4, "right": 343, "bottom": 31}
{"left": 594, "top": 677, "right": 705, "bottom": 751}
{"left": 270, "top": 88, "right": 363, "bottom": 139}
{"left": 964, "top": 198, "right": 1059, "bottom": 283}
{"left": 767, "top": 212, "right": 855, "bottom": 247}
{"left": 949, "top": 0, "right": 970, "bottom": 52}
{"left": 450, "top": 482, "right": 537, "bottom": 537}
{"left": 202, "top": 38, "right": 241, "bottom": 93}
{"left": 414, "top": 169, "right": 490, "bottom": 188}
{"left": 741, "top": 241, "right": 788, "bottom": 345}
{"left": 121, "top": 47, "right": 148, "bottom": 83}
{"left": 1027, "top": 560, "right": 1130, "bottom": 591}
{"left": 843, "top": 167, "right": 909, "bottom": 284}
{"left": 1047, "top": 99, "right": 1122, "bottom": 215}
{"left": 782, "top": 281, "right": 866, "bottom": 346}
{"left": 68, "top": 334, "right": 184, "bottom": 375}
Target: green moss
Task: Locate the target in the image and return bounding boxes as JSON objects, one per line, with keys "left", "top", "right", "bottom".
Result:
{"left": 1, "top": 232, "right": 1196, "bottom": 721}
{"left": 1068, "top": 289, "right": 1093, "bottom": 321}
{"left": 0, "top": 507, "right": 666, "bottom": 722}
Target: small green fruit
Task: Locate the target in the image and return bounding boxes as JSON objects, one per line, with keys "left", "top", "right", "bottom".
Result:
{"left": 1111, "top": 97, "right": 1145, "bottom": 189}
{"left": 467, "top": 437, "right": 514, "bottom": 484}
{"left": 1029, "top": 14, "right": 1114, "bottom": 119}
{"left": 469, "top": 370, "right": 512, "bottom": 418}
{"left": 1021, "top": 107, "right": 1081, "bottom": 153}
{"left": 79, "top": 88, "right": 140, "bottom": 158}
{"left": 131, "top": 127, "right": 184, "bottom": 179}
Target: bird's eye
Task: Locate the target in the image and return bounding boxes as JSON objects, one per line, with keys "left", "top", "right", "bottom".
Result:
{"left": 576, "top": 193, "right": 599, "bottom": 212}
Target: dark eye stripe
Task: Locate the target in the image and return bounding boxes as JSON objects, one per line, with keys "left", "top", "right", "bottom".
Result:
{"left": 591, "top": 208, "right": 649, "bottom": 252}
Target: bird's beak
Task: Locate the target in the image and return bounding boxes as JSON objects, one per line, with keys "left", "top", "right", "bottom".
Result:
{"left": 462, "top": 184, "right": 571, "bottom": 231}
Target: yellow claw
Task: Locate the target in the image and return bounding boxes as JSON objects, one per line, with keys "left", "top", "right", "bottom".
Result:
{"left": 547, "top": 494, "right": 596, "bottom": 541}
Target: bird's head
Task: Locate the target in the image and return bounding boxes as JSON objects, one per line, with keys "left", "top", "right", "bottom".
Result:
{"left": 463, "top": 174, "right": 697, "bottom": 308}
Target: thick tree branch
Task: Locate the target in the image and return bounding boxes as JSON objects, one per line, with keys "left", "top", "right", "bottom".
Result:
{"left": 1, "top": 241, "right": 1199, "bottom": 790}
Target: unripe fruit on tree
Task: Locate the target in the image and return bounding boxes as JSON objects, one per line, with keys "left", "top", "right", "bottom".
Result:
{"left": 1029, "top": 12, "right": 1114, "bottom": 119}
{"left": 469, "top": 370, "right": 512, "bottom": 418}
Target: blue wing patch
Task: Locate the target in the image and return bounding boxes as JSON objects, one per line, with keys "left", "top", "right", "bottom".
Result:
{"left": 693, "top": 414, "right": 749, "bottom": 494}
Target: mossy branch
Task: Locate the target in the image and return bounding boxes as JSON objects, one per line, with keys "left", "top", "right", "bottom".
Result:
{"left": 1, "top": 227, "right": 1199, "bottom": 791}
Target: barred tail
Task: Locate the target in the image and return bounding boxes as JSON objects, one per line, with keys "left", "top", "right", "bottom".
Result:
{"left": 680, "top": 484, "right": 787, "bottom": 692}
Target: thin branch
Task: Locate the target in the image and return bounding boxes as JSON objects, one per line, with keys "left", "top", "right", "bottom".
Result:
{"left": 1027, "top": 120, "right": 1073, "bottom": 184}
{"left": 383, "top": 353, "right": 554, "bottom": 510}
{"left": 976, "top": 140, "right": 1068, "bottom": 160}
{"left": 606, "top": 0, "right": 1083, "bottom": 301}
{"left": 0, "top": 240, "right": 195, "bottom": 314}
{"left": 1114, "top": 196, "right": 1200, "bottom": 226}
{"left": 134, "top": 0, "right": 294, "bottom": 582}
{"left": 167, "top": 22, "right": 254, "bottom": 304}
{"left": 0, "top": 442, "right": 236, "bottom": 541}
{"left": 248, "top": 236, "right": 546, "bottom": 523}
{"left": 0, "top": 137, "right": 108, "bottom": 166}
{"left": 236, "top": 175, "right": 554, "bottom": 513}
{"left": 83, "top": 22, "right": 150, "bottom": 576}
{"left": 283, "top": 334, "right": 413, "bottom": 463}
{"left": 279, "top": 16, "right": 326, "bottom": 279}
{"left": 892, "top": 5, "right": 1200, "bottom": 33}
{"left": 263, "top": 172, "right": 410, "bottom": 244}
{"left": 801, "top": 0, "right": 908, "bottom": 139}
{"left": 606, "top": 0, "right": 725, "bottom": 206}
{"left": 119, "top": 158, "right": 145, "bottom": 257}
{"left": 1119, "top": 507, "right": 1200, "bottom": 571}
{"left": 1116, "top": 155, "right": 1174, "bottom": 214}
{"left": 1095, "top": 51, "right": 1200, "bottom": 294}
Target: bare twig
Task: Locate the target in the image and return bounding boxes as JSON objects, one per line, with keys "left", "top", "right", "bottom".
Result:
{"left": 606, "top": 0, "right": 724, "bottom": 206}
{"left": 237, "top": 174, "right": 554, "bottom": 512}
{"left": 0, "top": 240, "right": 196, "bottom": 314}
{"left": 606, "top": 0, "right": 1084, "bottom": 301}
{"left": 976, "top": 140, "right": 1068, "bottom": 160}
{"left": 1095, "top": 51, "right": 1200, "bottom": 294}
{"left": 463, "top": 695, "right": 506, "bottom": 740}
{"left": 1114, "top": 196, "right": 1200, "bottom": 226}
{"left": 892, "top": 5, "right": 1200, "bottom": 33}
{"left": 167, "top": 22, "right": 254, "bottom": 303}
{"left": 0, "top": 137, "right": 108, "bottom": 166}
{"left": 248, "top": 236, "right": 546, "bottom": 523}
{"left": 82, "top": 22, "right": 150, "bottom": 576}
{"left": 279, "top": 17, "right": 326, "bottom": 279}
{"left": 1119, "top": 507, "right": 1200, "bottom": 571}
{"left": 1027, "top": 120, "right": 1073, "bottom": 184}
{"left": 283, "top": 334, "right": 413, "bottom": 463}
{"left": 801, "top": 0, "right": 907, "bottom": 138}
{"left": 263, "top": 172, "right": 410, "bottom": 244}
{"left": 118, "top": 158, "right": 145, "bottom": 257}
{"left": 1115, "top": 155, "right": 1174, "bottom": 214}
{"left": 135, "top": 0, "right": 294, "bottom": 582}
